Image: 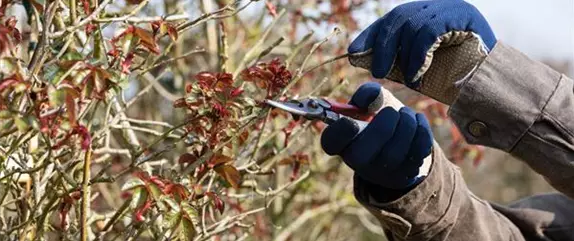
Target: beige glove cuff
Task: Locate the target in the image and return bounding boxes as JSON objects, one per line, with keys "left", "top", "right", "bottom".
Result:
{"left": 349, "top": 31, "right": 489, "bottom": 105}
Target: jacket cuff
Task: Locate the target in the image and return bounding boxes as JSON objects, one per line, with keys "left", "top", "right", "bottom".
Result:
{"left": 353, "top": 143, "right": 463, "bottom": 239}
{"left": 448, "top": 41, "right": 561, "bottom": 151}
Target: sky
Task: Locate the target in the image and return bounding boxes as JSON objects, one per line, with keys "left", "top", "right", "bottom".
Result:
{"left": 469, "top": 0, "right": 574, "bottom": 67}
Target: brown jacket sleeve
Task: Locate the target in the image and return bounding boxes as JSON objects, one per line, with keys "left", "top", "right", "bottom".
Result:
{"left": 354, "top": 42, "right": 574, "bottom": 240}
{"left": 354, "top": 143, "right": 525, "bottom": 240}
{"left": 448, "top": 42, "right": 574, "bottom": 198}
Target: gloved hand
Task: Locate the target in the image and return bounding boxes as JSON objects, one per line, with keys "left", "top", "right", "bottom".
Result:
{"left": 348, "top": 0, "right": 496, "bottom": 104}
{"left": 321, "top": 82, "right": 433, "bottom": 190}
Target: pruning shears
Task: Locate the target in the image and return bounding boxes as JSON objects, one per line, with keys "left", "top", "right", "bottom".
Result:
{"left": 264, "top": 97, "right": 373, "bottom": 135}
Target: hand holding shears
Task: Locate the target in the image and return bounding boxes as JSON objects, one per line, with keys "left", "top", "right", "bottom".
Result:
{"left": 264, "top": 82, "right": 433, "bottom": 191}
{"left": 264, "top": 97, "right": 373, "bottom": 137}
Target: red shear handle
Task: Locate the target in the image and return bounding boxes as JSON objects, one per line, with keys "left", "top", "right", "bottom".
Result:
{"left": 325, "top": 99, "right": 374, "bottom": 122}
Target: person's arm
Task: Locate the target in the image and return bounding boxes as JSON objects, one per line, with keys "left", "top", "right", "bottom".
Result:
{"left": 448, "top": 42, "right": 574, "bottom": 198}
{"left": 355, "top": 142, "right": 525, "bottom": 240}
{"left": 347, "top": 0, "right": 574, "bottom": 198}
{"left": 320, "top": 83, "right": 526, "bottom": 240}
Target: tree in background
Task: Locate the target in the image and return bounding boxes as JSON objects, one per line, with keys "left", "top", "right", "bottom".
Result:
{"left": 0, "top": 0, "right": 517, "bottom": 240}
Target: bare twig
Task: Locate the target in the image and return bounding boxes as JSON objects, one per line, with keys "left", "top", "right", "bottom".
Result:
{"left": 232, "top": 9, "right": 287, "bottom": 78}
{"left": 50, "top": 0, "right": 114, "bottom": 38}
{"left": 80, "top": 148, "right": 93, "bottom": 241}
{"left": 275, "top": 199, "right": 351, "bottom": 241}
{"left": 139, "top": 48, "right": 205, "bottom": 74}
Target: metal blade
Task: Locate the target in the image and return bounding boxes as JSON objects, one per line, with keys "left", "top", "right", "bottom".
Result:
{"left": 263, "top": 99, "right": 309, "bottom": 116}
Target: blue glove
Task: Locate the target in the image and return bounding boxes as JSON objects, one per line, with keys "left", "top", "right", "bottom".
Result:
{"left": 349, "top": 0, "right": 496, "bottom": 86}
{"left": 321, "top": 82, "right": 433, "bottom": 190}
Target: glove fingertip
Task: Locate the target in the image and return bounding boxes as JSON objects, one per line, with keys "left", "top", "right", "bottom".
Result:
{"left": 348, "top": 20, "right": 380, "bottom": 54}
{"left": 350, "top": 82, "right": 383, "bottom": 112}
{"left": 321, "top": 118, "right": 360, "bottom": 156}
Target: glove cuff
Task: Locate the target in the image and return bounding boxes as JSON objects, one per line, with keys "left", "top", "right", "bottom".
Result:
{"left": 349, "top": 32, "right": 490, "bottom": 105}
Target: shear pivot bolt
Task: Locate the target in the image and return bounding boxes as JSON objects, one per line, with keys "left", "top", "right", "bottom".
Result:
{"left": 308, "top": 99, "right": 319, "bottom": 108}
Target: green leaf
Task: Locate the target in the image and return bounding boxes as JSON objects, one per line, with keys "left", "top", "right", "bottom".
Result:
{"left": 163, "top": 210, "right": 181, "bottom": 230}
{"left": 0, "top": 58, "right": 16, "bottom": 76}
{"left": 121, "top": 178, "right": 146, "bottom": 191}
{"left": 129, "top": 187, "right": 148, "bottom": 210}
{"left": 148, "top": 183, "right": 163, "bottom": 200}
{"left": 43, "top": 65, "right": 62, "bottom": 84}
{"left": 1, "top": 119, "right": 15, "bottom": 131}
{"left": 179, "top": 218, "right": 196, "bottom": 240}
{"left": 94, "top": 30, "right": 106, "bottom": 63}
{"left": 14, "top": 116, "right": 30, "bottom": 132}
{"left": 62, "top": 50, "right": 84, "bottom": 62}
{"left": 49, "top": 89, "right": 66, "bottom": 106}
{"left": 13, "top": 83, "right": 28, "bottom": 93}
{"left": 25, "top": 116, "right": 39, "bottom": 130}
{"left": 180, "top": 202, "right": 198, "bottom": 221}
{"left": 121, "top": 33, "right": 135, "bottom": 55}
{"left": 160, "top": 195, "right": 180, "bottom": 212}
{"left": 0, "top": 110, "right": 12, "bottom": 119}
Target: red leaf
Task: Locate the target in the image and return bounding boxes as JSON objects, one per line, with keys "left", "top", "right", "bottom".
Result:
{"left": 81, "top": 0, "right": 91, "bottom": 14}
{"left": 149, "top": 176, "right": 166, "bottom": 189}
{"left": 241, "top": 59, "right": 291, "bottom": 96}
{"left": 290, "top": 161, "right": 301, "bottom": 181}
{"left": 178, "top": 153, "right": 197, "bottom": 164}
{"left": 59, "top": 202, "right": 71, "bottom": 230}
{"left": 65, "top": 94, "right": 77, "bottom": 126}
{"left": 125, "top": 0, "right": 144, "bottom": 5}
{"left": 70, "top": 191, "right": 82, "bottom": 200}
{"left": 209, "top": 154, "right": 232, "bottom": 167}
{"left": 238, "top": 130, "right": 249, "bottom": 145}
{"left": 164, "top": 183, "right": 189, "bottom": 201}
{"left": 230, "top": 87, "right": 244, "bottom": 98}
{"left": 150, "top": 20, "right": 162, "bottom": 34}
{"left": 85, "top": 23, "right": 97, "bottom": 35}
{"left": 214, "top": 164, "right": 241, "bottom": 189}
{"left": 166, "top": 24, "right": 178, "bottom": 42}
{"left": 173, "top": 98, "right": 187, "bottom": 108}
{"left": 121, "top": 191, "right": 131, "bottom": 199}
{"left": 0, "top": 78, "right": 19, "bottom": 92}
{"left": 278, "top": 157, "right": 294, "bottom": 165}
{"left": 282, "top": 119, "right": 301, "bottom": 146}
{"left": 206, "top": 192, "right": 225, "bottom": 214}
{"left": 265, "top": 1, "right": 278, "bottom": 17}
{"left": 217, "top": 73, "right": 233, "bottom": 85}
{"left": 134, "top": 199, "right": 152, "bottom": 222}
{"left": 185, "top": 84, "right": 193, "bottom": 93}
{"left": 212, "top": 102, "right": 230, "bottom": 118}
{"left": 107, "top": 47, "right": 120, "bottom": 58}
{"left": 121, "top": 52, "right": 134, "bottom": 74}
{"left": 195, "top": 71, "right": 217, "bottom": 90}
{"left": 73, "top": 125, "right": 92, "bottom": 150}
{"left": 133, "top": 27, "right": 160, "bottom": 54}
{"left": 5, "top": 17, "right": 16, "bottom": 28}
